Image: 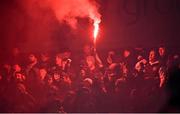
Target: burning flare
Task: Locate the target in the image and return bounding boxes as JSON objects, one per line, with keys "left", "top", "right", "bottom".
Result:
{"left": 93, "top": 20, "right": 100, "bottom": 44}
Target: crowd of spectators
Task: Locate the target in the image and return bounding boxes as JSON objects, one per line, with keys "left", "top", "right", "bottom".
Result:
{"left": 0, "top": 44, "right": 180, "bottom": 112}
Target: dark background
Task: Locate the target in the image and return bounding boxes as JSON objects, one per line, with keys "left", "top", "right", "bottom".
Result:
{"left": 0, "top": 0, "right": 180, "bottom": 53}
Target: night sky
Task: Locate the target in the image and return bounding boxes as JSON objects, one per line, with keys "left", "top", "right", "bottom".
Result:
{"left": 0, "top": 0, "right": 180, "bottom": 53}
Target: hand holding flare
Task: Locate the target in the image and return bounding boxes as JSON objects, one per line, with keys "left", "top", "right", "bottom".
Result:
{"left": 93, "top": 20, "right": 100, "bottom": 47}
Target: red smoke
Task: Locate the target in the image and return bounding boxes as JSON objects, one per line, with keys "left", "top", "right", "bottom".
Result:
{"left": 19, "top": 0, "right": 101, "bottom": 29}
{"left": 44, "top": 0, "right": 101, "bottom": 29}
{"left": 14, "top": 0, "right": 101, "bottom": 51}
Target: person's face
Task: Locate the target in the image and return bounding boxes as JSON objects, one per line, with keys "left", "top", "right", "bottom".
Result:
{"left": 63, "top": 51, "right": 71, "bottom": 58}
{"left": 159, "top": 47, "right": 165, "bottom": 57}
{"left": 15, "top": 73, "right": 25, "bottom": 82}
{"left": 54, "top": 73, "right": 60, "bottom": 81}
{"left": 137, "top": 55, "right": 143, "bottom": 61}
{"left": 149, "top": 50, "right": 156, "bottom": 61}
{"left": 136, "top": 64, "right": 142, "bottom": 72}
{"left": 39, "top": 68, "right": 47, "bottom": 80}
{"left": 13, "top": 64, "right": 21, "bottom": 72}
{"left": 56, "top": 56, "right": 62, "bottom": 66}
{"left": 29, "top": 54, "right": 37, "bottom": 63}
{"left": 86, "top": 56, "right": 95, "bottom": 68}
{"left": 124, "top": 50, "right": 130, "bottom": 58}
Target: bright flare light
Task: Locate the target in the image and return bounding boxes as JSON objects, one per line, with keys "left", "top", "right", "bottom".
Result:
{"left": 93, "top": 20, "right": 100, "bottom": 44}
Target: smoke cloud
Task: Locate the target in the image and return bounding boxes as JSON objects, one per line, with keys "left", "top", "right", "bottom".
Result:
{"left": 0, "top": 0, "right": 101, "bottom": 51}
{"left": 43, "top": 0, "right": 101, "bottom": 29}
{"left": 18, "top": 0, "right": 101, "bottom": 29}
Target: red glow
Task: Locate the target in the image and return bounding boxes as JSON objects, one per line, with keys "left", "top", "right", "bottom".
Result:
{"left": 93, "top": 20, "right": 100, "bottom": 44}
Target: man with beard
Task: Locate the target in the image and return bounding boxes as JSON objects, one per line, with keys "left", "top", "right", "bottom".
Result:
{"left": 25, "top": 53, "right": 39, "bottom": 78}
{"left": 24, "top": 53, "right": 40, "bottom": 109}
